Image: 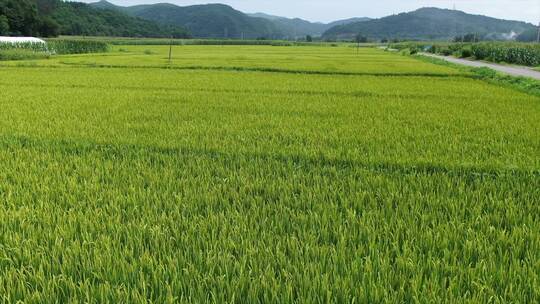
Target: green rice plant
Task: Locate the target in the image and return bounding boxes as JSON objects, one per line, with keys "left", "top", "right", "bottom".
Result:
{"left": 0, "top": 45, "right": 463, "bottom": 76}
{"left": 0, "top": 44, "right": 538, "bottom": 303}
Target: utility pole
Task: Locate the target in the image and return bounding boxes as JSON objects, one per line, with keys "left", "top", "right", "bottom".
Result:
{"left": 168, "top": 36, "right": 173, "bottom": 64}
{"left": 537, "top": 22, "right": 540, "bottom": 43}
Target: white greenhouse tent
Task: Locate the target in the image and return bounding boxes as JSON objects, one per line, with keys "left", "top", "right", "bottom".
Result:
{"left": 0, "top": 36, "right": 46, "bottom": 44}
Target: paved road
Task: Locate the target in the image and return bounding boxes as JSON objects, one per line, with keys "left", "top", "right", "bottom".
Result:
{"left": 421, "top": 53, "right": 540, "bottom": 80}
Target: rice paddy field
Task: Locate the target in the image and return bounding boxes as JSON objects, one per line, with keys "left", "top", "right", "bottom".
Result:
{"left": 0, "top": 44, "right": 539, "bottom": 303}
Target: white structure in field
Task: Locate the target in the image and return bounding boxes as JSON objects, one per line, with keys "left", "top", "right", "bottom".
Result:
{"left": 0, "top": 36, "right": 46, "bottom": 44}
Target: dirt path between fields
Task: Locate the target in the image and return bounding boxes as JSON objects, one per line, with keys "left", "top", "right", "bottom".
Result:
{"left": 421, "top": 53, "right": 540, "bottom": 80}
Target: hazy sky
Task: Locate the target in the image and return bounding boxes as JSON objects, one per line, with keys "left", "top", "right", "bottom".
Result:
{"left": 82, "top": 0, "right": 540, "bottom": 24}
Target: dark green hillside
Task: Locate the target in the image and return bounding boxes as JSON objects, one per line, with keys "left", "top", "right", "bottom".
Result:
{"left": 323, "top": 7, "right": 536, "bottom": 41}
{"left": 0, "top": 0, "right": 189, "bottom": 38}
{"left": 517, "top": 28, "right": 540, "bottom": 42}
{"left": 90, "top": 1, "right": 371, "bottom": 39}
{"left": 51, "top": 2, "right": 189, "bottom": 38}
{"left": 91, "top": 1, "right": 282, "bottom": 39}
{"left": 249, "top": 13, "right": 371, "bottom": 38}
{"left": 0, "top": 0, "right": 57, "bottom": 36}
{"left": 326, "top": 17, "right": 371, "bottom": 28}
{"left": 87, "top": 0, "right": 119, "bottom": 11}
{"left": 249, "top": 13, "right": 328, "bottom": 39}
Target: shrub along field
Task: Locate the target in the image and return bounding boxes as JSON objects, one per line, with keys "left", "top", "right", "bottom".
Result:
{"left": 392, "top": 42, "right": 540, "bottom": 67}
{"left": 0, "top": 45, "right": 539, "bottom": 303}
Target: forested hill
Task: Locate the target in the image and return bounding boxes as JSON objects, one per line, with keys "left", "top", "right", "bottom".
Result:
{"left": 0, "top": 0, "right": 189, "bottom": 38}
{"left": 246, "top": 13, "right": 329, "bottom": 39}
{"left": 3, "top": 1, "right": 535, "bottom": 41}
{"left": 247, "top": 13, "right": 371, "bottom": 39}
{"left": 91, "top": 1, "right": 283, "bottom": 39}
{"left": 90, "top": 1, "right": 369, "bottom": 39}
{"left": 322, "top": 7, "right": 536, "bottom": 41}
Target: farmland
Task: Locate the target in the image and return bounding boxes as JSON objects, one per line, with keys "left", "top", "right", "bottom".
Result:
{"left": 0, "top": 44, "right": 539, "bottom": 303}
{"left": 391, "top": 41, "right": 540, "bottom": 67}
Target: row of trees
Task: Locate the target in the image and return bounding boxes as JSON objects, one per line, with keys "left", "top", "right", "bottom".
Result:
{"left": 0, "top": 0, "right": 60, "bottom": 37}
{"left": 347, "top": 31, "right": 540, "bottom": 44}
{"left": 1, "top": 0, "right": 191, "bottom": 38}
{"left": 453, "top": 33, "right": 481, "bottom": 43}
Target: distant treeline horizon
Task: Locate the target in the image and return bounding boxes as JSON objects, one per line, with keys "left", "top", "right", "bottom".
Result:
{"left": 0, "top": 0, "right": 538, "bottom": 42}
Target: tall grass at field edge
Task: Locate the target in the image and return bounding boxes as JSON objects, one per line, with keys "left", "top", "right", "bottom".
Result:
{"left": 392, "top": 42, "right": 540, "bottom": 67}
{"left": 413, "top": 54, "right": 540, "bottom": 97}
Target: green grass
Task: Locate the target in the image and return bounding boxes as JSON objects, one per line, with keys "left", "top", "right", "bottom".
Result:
{"left": 0, "top": 45, "right": 539, "bottom": 303}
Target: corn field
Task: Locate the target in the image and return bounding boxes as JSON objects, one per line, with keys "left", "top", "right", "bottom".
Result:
{"left": 0, "top": 40, "right": 109, "bottom": 58}
{"left": 390, "top": 42, "right": 540, "bottom": 66}
{"left": 471, "top": 43, "right": 540, "bottom": 66}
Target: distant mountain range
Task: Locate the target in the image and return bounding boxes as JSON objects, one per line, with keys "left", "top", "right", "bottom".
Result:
{"left": 52, "top": 2, "right": 189, "bottom": 38}
{"left": 89, "top": 1, "right": 537, "bottom": 41}
{"left": 322, "top": 7, "right": 536, "bottom": 41}
{"left": 89, "top": 1, "right": 370, "bottom": 39}
{"left": 2, "top": 0, "right": 535, "bottom": 41}
{"left": 247, "top": 13, "right": 371, "bottom": 38}
{"left": 91, "top": 2, "right": 279, "bottom": 39}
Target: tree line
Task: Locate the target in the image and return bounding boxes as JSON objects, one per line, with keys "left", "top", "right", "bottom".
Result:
{"left": 0, "top": 0, "right": 190, "bottom": 38}
{"left": 0, "top": 0, "right": 59, "bottom": 36}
